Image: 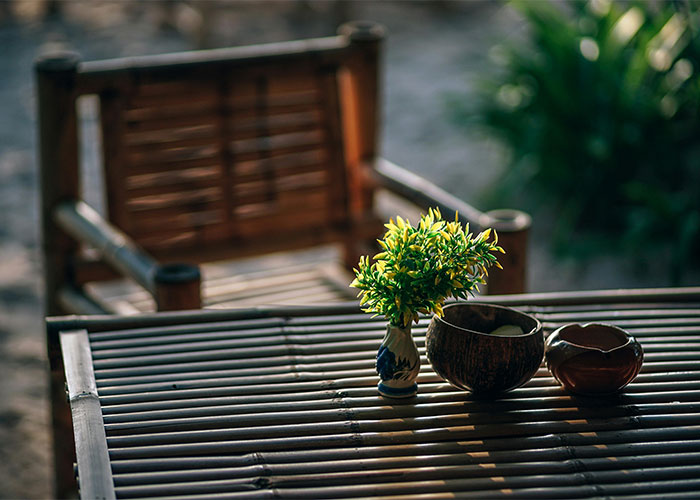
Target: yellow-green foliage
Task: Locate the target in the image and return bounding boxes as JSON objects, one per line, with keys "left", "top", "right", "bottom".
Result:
{"left": 351, "top": 208, "right": 503, "bottom": 328}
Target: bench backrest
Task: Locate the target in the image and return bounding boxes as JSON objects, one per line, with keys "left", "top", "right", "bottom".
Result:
{"left": 37, "top": 23, "right": 382, "bottom": 266}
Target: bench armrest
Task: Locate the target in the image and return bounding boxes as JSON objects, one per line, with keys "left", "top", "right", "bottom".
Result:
{"left": 373, "top": 157, "right": 486, "bottom": 227}
{"left": 371, "top": 158, "right": 531, "bottom": 294}
{"left": 54, "top": 200, "right": 201, "bottom": 311}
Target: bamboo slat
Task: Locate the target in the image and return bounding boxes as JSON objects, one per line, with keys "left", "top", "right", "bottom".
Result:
{"left": 105, "top": 430, "right": 700, "bottom": 472}
{"left": 73, "top": 38, "right": 367, "bottom": 271}
{"left": 232, "top": 149, "right": 327, "bottom": 178}
{"left": 56, "top": 292, "right": 700, "bottom": 498}
{"left": 125, "top": 165, "right": 221, "bottom": 191}
{"left": 110, "top": 447, "right": 700, "bottom": 485}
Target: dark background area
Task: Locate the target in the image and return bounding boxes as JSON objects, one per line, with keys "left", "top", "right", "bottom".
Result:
{"left": 1, "top": 1, "right": 697, "bottom": 497}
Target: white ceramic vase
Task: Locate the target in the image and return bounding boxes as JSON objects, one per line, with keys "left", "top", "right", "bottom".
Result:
{"left": 376, "top": 324, "right": 420, "bottom": 398}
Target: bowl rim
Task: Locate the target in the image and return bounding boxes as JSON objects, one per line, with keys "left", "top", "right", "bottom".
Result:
{"left": 433, "top": 302, "right": 542, "bottom": 338}
{"left": 547, "top": 322, "right": 636, "bottom": 354}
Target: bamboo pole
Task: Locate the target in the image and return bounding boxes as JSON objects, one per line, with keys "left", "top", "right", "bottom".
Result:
{"left": 36, "top": 52, "right": 82, "bottom": 498}
{"left": 102, "top": 401, "right": 700, "bottom": 438}
{"left": 107, "top": 411, "right": 700, "bottom": 458}
{"left": 89, "top": 320, "right": 387, "bottom": 348}
{"left": 89, "top": 326, "right": 387, "bottom": 358}
{"left": 108, "top": 423, "right": 700, "bottom": 473}
{"left": 100, "top": 387, "right": 700, "bottom": 425}
{"left": 480, "top": 209, "right": 531, "bottom": 294}
{"left": 154, "top": 263, "right": 202, "bottom": 311}
{"left": 112, "top": 458, "right": 700, "bottom": 497}
{"left": 53, "top": 200, "right": 203, "bottom": 311}
{"left": 90, "top": 346, "right": 700, "bottom": 394}
{"left": 111, "top": 448, "right": 700, "bottom": 486}
{"left": 54, "top": 200, "right": 157, "bottom": 293}
{"left": 93, "top": 362, "right": 700, "bottom": 397}
{"left": 60, "top": 330, "right": 116, "bottom": 499}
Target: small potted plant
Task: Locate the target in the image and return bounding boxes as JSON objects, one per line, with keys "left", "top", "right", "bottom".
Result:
{"left": 351, "top": 208, "right": 503, "bottom": 397}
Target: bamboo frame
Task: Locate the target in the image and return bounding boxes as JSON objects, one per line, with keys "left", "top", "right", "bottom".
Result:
{"left": 54, "top": 200, "right": 202, "bottom": 312}
{"left": 60, "top": 330, "right": 115, "bottom": 500}
{"left": 54, "top": 201, "right": 157, "bottom": 293}
{"left": 50, "top": 288, "right": 700, "bottom": 498}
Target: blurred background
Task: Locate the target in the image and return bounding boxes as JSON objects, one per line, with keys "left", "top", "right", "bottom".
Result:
{"left": 1, "top": 0, "right": 698, "bottom": 497}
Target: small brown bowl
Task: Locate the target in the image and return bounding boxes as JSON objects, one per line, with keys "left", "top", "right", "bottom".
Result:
{"left": 425, "top": 303, "right": 543, "bottom": 397}
{"left": 545, "top": 323, "right": 644, "bottom": 395}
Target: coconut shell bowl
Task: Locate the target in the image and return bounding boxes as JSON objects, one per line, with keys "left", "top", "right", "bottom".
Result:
{"left": 545, "top": 323, "right": 644, "bottom": 396}
{"left": 426, "top": 303, "right": 543, "bottom": 397}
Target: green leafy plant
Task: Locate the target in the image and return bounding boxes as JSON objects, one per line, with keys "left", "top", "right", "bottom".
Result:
{"left": 458, "top": 0, "right": 700, "bottom": 283}
{"left": 350, "top": 208, "right": 503, "bottom": 328}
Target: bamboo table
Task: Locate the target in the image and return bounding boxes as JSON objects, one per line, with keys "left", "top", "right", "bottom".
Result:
{"left": 48, "top": 287, "right": 700, "bottom": 499}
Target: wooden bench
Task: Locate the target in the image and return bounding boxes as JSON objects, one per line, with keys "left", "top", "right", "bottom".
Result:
{"left": 37, "top": 21, "right": 530, "bottom": 317}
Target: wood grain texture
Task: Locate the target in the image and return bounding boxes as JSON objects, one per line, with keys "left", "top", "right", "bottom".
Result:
{"left": 37, "top": 25, "right": 385, "bottom": 318}
{"left": 426, "top": 302, "right": 544, "bottom": 396}
{"left": 37, "top": 20, "right": 531, "bottom": 323}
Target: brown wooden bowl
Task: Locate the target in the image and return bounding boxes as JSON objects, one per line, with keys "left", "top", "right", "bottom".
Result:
{"left": 425, "top": 302, "right": 543, "bottom": 397}
{"left": 545, "top": 323, "right": 643, "bottom": 395}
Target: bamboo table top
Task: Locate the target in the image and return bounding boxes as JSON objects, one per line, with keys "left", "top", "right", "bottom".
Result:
{"left": 51, "top": 287, "right": 700, "bottom": 499}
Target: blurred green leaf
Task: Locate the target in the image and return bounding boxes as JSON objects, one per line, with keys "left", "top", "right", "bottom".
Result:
{"left": 457, "top": 0, "right": 700, "bottom": 282}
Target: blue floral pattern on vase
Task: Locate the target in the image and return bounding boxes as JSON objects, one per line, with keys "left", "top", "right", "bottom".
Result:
{"left": 376, "top": 324, "right": 420, "bottom": 398}
{"left": 376, "top": 345, "right": 396, "bottom": 381}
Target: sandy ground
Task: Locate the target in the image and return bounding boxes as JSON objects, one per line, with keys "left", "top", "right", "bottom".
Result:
{"left": 0, "top": 1, "right": 695, "bottom": 498}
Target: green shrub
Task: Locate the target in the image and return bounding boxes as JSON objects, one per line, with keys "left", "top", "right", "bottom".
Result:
{"left": 461, "top": 0, "right": 700, "bottom": 283}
